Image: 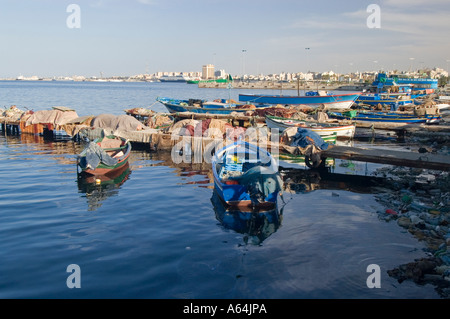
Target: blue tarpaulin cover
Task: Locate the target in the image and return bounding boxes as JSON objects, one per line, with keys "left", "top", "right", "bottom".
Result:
{"left": 290, "top": 128, "right": 329, "bottom": 150}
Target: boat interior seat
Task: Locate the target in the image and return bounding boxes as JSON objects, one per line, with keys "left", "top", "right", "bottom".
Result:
{"left": 113, "top": 150, "right": 124, "bottom": 158}
{"left": 98, "top": 138, "right": 123, "bottom": 149}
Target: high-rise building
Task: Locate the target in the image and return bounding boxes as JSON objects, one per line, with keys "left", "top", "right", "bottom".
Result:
{"left": 202, "top": 64, "right": 215, "bottom": 79}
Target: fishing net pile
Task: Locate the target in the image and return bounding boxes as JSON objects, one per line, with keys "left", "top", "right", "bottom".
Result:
{"left": 124, "top": 107, "right": 155, "bottom": 118}
{"left": 23, "top": 109, "right": 79, "bottom": 128}
{"left": 1, "top": 105, "right": 25, "bottom": 120}
{"left": 18, "top": 108, "right": 79, "bottom": 135}
{"left": 73, "top": 113, "right": 151, "bottom": 140}
{"left": 251, "top": 106, "right": 300, "bottom": 118}
{"left": 245, "top": 104, "right": 316, "bottom": 120}
{"left": 145, "top": 113, "right": 174, "bottom": 129}
{"left": 167, "top": 118, "right": 247, "bottom": 140}
{"left": 414, "top": 100, "right": 439, "bottom": 116}
{"left": 90, "top": 113, "right": 147, "bottom": 133}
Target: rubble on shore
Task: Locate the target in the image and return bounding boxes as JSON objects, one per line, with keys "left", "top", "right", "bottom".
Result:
{"left": 372, "top": 139, "right": 450, "bottom": 298}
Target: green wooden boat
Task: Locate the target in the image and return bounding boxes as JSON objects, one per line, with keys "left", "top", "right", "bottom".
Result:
{"left": 77, "top": 135, "right": 131, "bottom": 176}
{"left": 187, "top": 78, "right": 230, "bottom": 84}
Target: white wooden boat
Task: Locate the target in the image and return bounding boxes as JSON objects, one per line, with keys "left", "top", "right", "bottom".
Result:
{"left": 265, "top": 115, "right": 355, "bottom": 139}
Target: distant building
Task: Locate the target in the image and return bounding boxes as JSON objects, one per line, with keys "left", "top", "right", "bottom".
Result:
{"left": 214, "top": 69, "right": 226, "bottom": 78}
{"left": 202, "top": 64, "right": 215, "bottom": 79}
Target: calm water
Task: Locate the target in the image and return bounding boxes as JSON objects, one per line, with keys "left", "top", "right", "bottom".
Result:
{"left": 0, "top": 81, "right": 441, "bottom": 299}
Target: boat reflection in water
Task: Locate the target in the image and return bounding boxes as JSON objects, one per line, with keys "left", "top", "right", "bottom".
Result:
{"left": 77, "top": 162, "right": 131, "bottom": 211}
{"left": 211, "top": 190, "right": 283, "bottom": 245}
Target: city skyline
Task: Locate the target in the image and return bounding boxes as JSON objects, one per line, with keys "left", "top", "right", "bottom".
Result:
{"left": 8, "top": 65, "right": 448, "bottom": 83}
{"left": 1, "top": 0, "right": 449, "bottom": 78}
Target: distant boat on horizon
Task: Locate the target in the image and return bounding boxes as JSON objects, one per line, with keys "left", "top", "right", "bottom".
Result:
{"left": 158, "top": 75, "right": 190, "bottom": 82}
{"left": 187, "top": 78, "right": 230, "bottom": 84}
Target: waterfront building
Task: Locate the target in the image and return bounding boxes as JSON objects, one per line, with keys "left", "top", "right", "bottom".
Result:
{"left": 202, "top": 64, "right": 215, "bottom": 80}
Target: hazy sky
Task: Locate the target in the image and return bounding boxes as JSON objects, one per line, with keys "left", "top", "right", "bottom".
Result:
{"left": 1, "top": 0, "right": 449, "bottom": 78}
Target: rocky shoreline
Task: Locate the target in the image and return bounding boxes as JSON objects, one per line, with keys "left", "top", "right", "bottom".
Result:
{"left": 372, "top": 137, "right": 450, "bottom": 298}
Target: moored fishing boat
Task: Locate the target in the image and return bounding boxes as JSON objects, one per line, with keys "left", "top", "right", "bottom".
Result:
{"left": 265, "top": 115, "right": 355, "bottom": 139}
{"left": 158, "top": 75, "right": 189, "bottom": 82}
{"left": 77, "top": 135, "right": 131, "bottom": 176}
{"left": 238, "top": 91, "right": 359, "bottom": 109}
{"left": 328, "top": 110, "right": 441, "bottom": 124}
{"left": 212, "top": 141, "right": 283, "bottom": 208}
{"left": 356, "top": 93, "right": 414, "bottom": 109}
{"left": 368, "top": 72, "right": 438, "bottom": 96}
{"left": 187, "top": 78, "right": 230, "bottom": 84}
{"left": 156, "top": 97, "right": 267, "bottom": 114}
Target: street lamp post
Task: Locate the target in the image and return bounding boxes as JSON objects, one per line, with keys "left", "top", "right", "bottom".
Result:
{"left": 241, "top": 49, "right": 247, "bottom": 79}
{"left": 446, "top": 59, "right": 450, "bottom": 77}
{"left": 213, "top": 53, "right": 216, "bottom": 79}
{"left": 409, "top": 57, "right": 415, "bottom": 75}
{"left": 304, "top": 48, "right": 310, "bottom": 92}
{"left": 305, "top": 47, "right": 310, "bottom": 72}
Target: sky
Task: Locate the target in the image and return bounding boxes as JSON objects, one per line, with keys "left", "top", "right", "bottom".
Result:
{"left": 0, "top": 0, "right": 449, "bottom": 78}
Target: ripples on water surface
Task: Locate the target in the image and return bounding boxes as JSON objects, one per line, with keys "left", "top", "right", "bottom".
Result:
{"left": 0, "top": 81, "right": 441, "bottom": 299}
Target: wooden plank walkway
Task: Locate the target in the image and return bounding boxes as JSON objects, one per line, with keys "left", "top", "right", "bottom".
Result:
{"left": 319, "top": 145, "right": 450, "bottom": 171}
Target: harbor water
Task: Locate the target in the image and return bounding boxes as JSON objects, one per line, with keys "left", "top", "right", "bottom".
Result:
{"left": 0, "top": 80, "right": 442, "bottom": 299}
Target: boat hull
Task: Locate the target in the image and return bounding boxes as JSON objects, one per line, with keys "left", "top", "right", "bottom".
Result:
{"left": 238, "top": 93, "right": 359, "bottom": 109}
{"left": 187, "top": 78, "right": 229, "bottom": 84}
{"left": 356, "top": 94, "right": 414, "bottom": 107}
{"left": 81, "top": 156, "right": 130, "bottom": 176}
{"left": 328, "top": 111, "right": 440, "bottom": 124}
{"left": 157, "top": 97, "right": 251, "bottom": 115}
{"left": 163, "top": 103, "right": 248, "bottom": 115}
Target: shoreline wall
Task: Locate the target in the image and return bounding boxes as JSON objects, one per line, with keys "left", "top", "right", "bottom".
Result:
{"left": 197, "top": 80, "right": 368, "bottom": 91}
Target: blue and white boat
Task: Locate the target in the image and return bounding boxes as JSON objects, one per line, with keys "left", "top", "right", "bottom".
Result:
{"left": 358, "top": 73, "right": 438, "bottom": 109}
{"left": 328, "top": 110, "right": 441, "bottom": 124}
{"left": 356, "top": 93, "right": 414, "bottom": 109}
{"left": 238, "top": 91, "right": 360, "bottom": 109}
{"left": 212, "top": 141, "right": 283, "bottom": 208}
{"left": 156, "top": 97, "right": 267, "bottom": 114}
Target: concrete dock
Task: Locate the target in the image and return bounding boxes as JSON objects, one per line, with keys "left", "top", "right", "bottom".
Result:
{"left": 317, "top": 145, "right": 450, "bottom": 171}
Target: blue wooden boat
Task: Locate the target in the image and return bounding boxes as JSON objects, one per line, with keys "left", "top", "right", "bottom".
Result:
{"left": 356, "top": 93, "right": 414, "bottom": 109}
{"left": 328, "top": 110, "right": 441, "bottom": 124}
{"left": 156, "top": 97, "right": 268, "bottom": 114}
{"left": 369, "top": 72, "right": 438, "bottom": 95}
{"left": 238, "top": 92, "right": 359, "bottom": 109}
{"left": 212, "top": 141, "right": 283, "bottom": 208}
{"left": 357, "top": 73, "right": 437, "bottom": 110}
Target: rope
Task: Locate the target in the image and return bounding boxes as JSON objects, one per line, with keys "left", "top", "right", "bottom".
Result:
{"left": 146, "top": 101, "right": 159, "bottom": 109}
